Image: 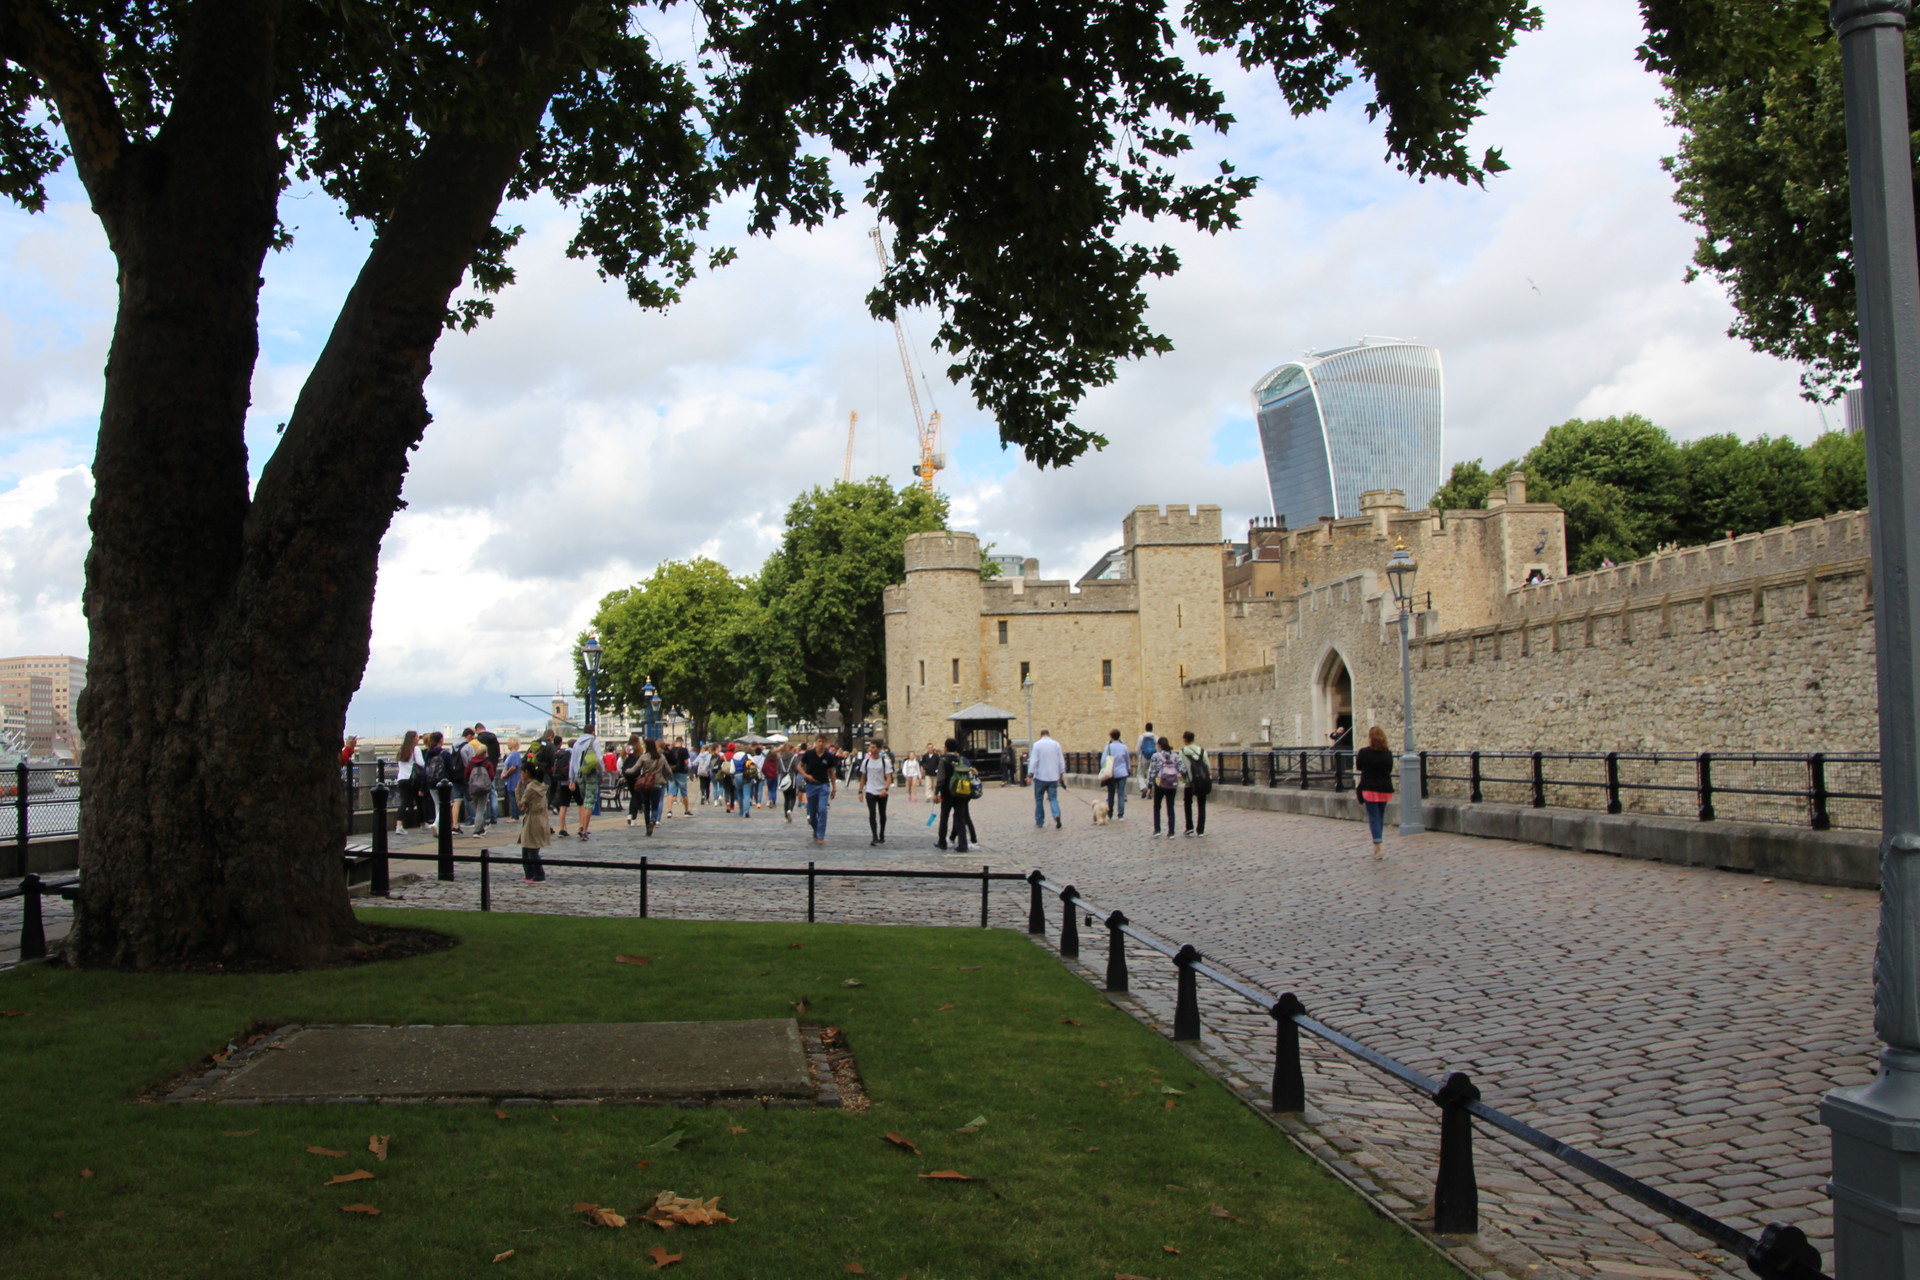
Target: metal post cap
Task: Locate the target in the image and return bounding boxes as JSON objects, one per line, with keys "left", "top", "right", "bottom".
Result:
{"left": 1833, "top": 0, "right": 1911, "bottom": 35}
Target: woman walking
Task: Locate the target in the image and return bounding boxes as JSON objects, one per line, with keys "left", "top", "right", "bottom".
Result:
{"left": 1148, "top": 735, "right": 1183, "bottom": 839}
{"left": 1100, "top": 729, "right": 1130, "bottom": 819}
{"left": 859, "top": 740, "right": 892, "bottom": 846}
{"left": 517, "top": 736, "right": 554, "bottom": 883}
{"left": 901, "top": 749, "right": 922, "bottom": 803}
{"left": 1355, "top": 726, "right": 1396, "bottom": 860}
{"left": 392, "top": 729, "right": 421, "bottom": 833}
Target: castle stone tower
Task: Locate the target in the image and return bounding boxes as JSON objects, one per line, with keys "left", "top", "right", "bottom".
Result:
{"left": 885, "top": 530, "right": 983, "bottom": 754}
{"left": 1121, "top": 505, "right": 1227, "bottom": 737}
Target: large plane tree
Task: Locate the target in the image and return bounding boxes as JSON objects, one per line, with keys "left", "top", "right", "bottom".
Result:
{"left": 0, "top": 0, "right": 1537, "bottom": 969}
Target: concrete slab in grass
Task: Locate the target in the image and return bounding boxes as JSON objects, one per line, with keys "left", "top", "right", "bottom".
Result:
{"left": 196, "top": 1020, "right": 811, "bottom": 1103}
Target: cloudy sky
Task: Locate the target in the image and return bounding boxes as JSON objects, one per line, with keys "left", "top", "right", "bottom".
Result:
{"left": 0, "top": 2, "right": 1830, "bottom": 736}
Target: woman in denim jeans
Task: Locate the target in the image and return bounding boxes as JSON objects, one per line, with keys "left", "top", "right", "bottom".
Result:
{"left": 1101, "top": 728, "right": 1130, "bottom": 818}
{"left": 1354, "top": 725, "right": 1396, "bottom": 860}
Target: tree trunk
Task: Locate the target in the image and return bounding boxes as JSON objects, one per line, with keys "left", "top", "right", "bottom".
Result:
{"left": 62, "top": 0, "right": 586, "bottom": 970}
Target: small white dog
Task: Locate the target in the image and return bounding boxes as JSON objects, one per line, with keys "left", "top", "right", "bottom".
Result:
{"left": 1090, "top": 801, "right": 1110, "bottom": 826}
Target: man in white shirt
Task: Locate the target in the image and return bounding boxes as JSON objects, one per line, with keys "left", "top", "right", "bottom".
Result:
{"left": 1028, "top": 728, "right": 1067, "bottom": 829}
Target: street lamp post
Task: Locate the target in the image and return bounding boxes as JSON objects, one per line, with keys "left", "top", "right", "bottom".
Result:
{"left": 581, "top": 636, "right": 603, "bottom": 735}
{"left": 1823, "top": 3, "right": 1920, "bottom": 1275}
{"left": 1384, "top": 540, "right": 1423, "bottom": 836}
{"left": 1022, "top": 675, "right": 1034, "bottom": 785}
{"left": 641, "top": 677, "right": 660, "bottom": 743}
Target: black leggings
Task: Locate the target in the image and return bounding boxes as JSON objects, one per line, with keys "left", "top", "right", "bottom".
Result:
{"left": 785, "top": 784, "right": 799, "bottom": 816}
{"left": 1153, "top": 786, "right": 1178, "bottom": 833}
{"left": 865, "top": 792, "right": 888, "bottom": 840}
{"left": 1183, "top": 787, "right": 1207, "bottom": 834}
{"left": 628, "top": 781, "right": 648, "bottom": 821}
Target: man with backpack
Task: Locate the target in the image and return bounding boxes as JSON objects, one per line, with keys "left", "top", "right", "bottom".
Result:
{"left": 571, "top": 729, "right": 600, "bottom": 840}
{"left": 1180, "top": 731, "right": 1212, "bottom": 836}
{"left": 1137, "top": 723, "right": 1158, "bottom": 801}
{"left": 936, "top": 737, "right": 979, "bottom": 853}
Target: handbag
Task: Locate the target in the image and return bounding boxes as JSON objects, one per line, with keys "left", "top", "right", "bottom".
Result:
{"left": 779, "top": 771, "right": 795, "bottom": 793}
{"left": 1097, "top": 751, "right": 1114, "bottom": 783}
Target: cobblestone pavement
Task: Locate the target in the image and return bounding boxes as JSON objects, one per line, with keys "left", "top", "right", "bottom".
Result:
{"left": 6, "top": 783, "right": 1874, "bottom": 1278}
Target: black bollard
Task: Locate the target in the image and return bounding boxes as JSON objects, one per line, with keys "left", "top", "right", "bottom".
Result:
{"left": 19, "top": 872, "right": 45, "bottom": 961}
{"left": 1432, "top": 1071, "right": 1481, "bottom": 1234}
{"left": 807, "top": 860, "right": 816, "bottom": 923}
{"left": 479, "top": 848, "right": 491, "bottom": 912}
{"left": 1026, "top": 870, "right": 1046, "bottom": 934}
{"left": 980, "top": 865, "right": 991, "bottom": 929}
{"left": 1059, "top": 885, "right": 1079, "bottom": 957}
{"left": 1172, "top": 944, "right": 1202, "bottom": 1041}
{"left": 639, "top": 855, "right": 649, "bottom": 918}
{"left": 1269, "top": 993, "right": 1306, "bottom": 1113}
{"left": 1104, "top": 910, "right": 1129, "bottom": 992}
{"left": 369, "top": 785, "right": 390, "bottom": 897}
{"left": 14, "top": 759, "right": 29, "bottom": 878}
{"left": 436, "top": 780, "right": 455, "bottom": 881}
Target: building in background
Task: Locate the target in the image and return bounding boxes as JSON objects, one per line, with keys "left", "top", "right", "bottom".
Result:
{"left": 0, "top": 655, "right": 84, "bottom": 755}
{"left": 1250, "top": 339, "right": 1444, "bottom": 528}
{"left": 0, "top": 674, "right": 56, "bottom": 756}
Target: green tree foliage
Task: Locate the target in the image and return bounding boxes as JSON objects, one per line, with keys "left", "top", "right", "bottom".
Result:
{"left": 1807, "top": 426, "right": 1869, "bottom": 511}
{"left": 1643, "top": 1, "right": 1907, "bottom": 399}
{"left": 1430, "top": 458, "right": 1515, "bottom": 512}
{"left": 756, "top": 480, "right": 947, "bottom": 742}
{"left": 587, "top": 558, "right": 751, "bottom": 743}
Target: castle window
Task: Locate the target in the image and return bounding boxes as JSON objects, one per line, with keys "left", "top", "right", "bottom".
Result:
{"left": 919, "top": 660, "right": 925, "bottom": 686}
{"left": 1177, "top": 604, "right": 1184, "bottom": 628}
{"left": 1019, "top": 661, "right": 1030, "bottom": 685}
{"left": 951, "top": 658, "right": 960, "bottom": 684}
{"left": 998, "top": 620, "right": 1008, "bottom": 645}
{"left": 1102, "top": 660, "right": 1112, "bottom": 688}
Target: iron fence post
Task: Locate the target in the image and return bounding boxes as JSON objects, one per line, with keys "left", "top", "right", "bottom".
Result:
{"left": 436, "top": 781, "right": 454, "bottom": 880}
{"left": 480, "top": 847, "right": 491, "bottom": 912}
{"left": 1270, "top": 993, "right": 1306, "bottom": 1113}
{"left": 1104, "top": 910, "right": 1129, "bottom": 992}
{"left": 1531, "top": 751, "right": 1546, "bottom": 809}
{"left": 980, "top": 865, "right": 991, "bottom": 928}
{"left": 369, "top": 785, "right": 390, "bottom": 897}
{"left": 1299, "top": 750, "right": 1309, "bottom": 790}
{"left": 19, "top": 872, "right": 45, "bottom": 960}
{"left": 1419, "top": 751, "right": 1429, "bottom": 800}
{"left": 1267, "top": 749, "right": 1278, "bottom": 787}
{"left": 1810, "top": 752, "right": 1833, "bottom": 831}
{"left": 1027, "top": 870, "right": 1046, "bottom": 933}
{"left": 1605, "top": 752, "right": 1622, "bottom": 815}
{"left": 1697, "top": 752, "right": 1716, "bottom": 822}
{"left": 1469, "top": 751, "right": 1483, "bottom": 803}
{"left": 14, "top": 759, "right": 28, "bottom": 876}
{"left": 1432, "top": 1071, "right": 1481, "bottom": 1234}
{"left": 1172, "top": 944, "right": 1202, "bottom": 1041}
{"left": 807, "top": 860, "right": 816, "bottom": 923}
{"left": 1059, "top": 885, "right": 1080, "bottom": 957}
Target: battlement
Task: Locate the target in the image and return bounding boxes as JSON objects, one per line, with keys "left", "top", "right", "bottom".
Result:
{"left": 1122, "top": 504, "right": 1224, "bottom": 548}
{"left": 979, "top": 575, "right": 1138, "bottom": 612}
{"left": 903, "top": 529, "right": 983, "bottom": 574}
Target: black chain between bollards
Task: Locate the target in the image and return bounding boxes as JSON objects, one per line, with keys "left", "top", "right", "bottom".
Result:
{"left": 1104, "top": 910, "right": 1129, "bottom": 992}
{"left": 1270, "top": 992, "right": 1306, "bottom": 1113}
{"left": 1432, "top": 1071, "right": 1481, "bottom": 1234}
{"left": 1172, "top": 944, "right": 1202, "bottom": 1041}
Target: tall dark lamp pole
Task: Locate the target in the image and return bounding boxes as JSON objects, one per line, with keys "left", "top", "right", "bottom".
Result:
{"left": 1824, "top": 3, "right": 1920, "bottom": 1275}
{"left": 641, "top": 677, "right": 661, "bottom": 744}
{"left": 582, "top": 636, "right": 602, "bottom": 735}
{"left": 1385, "top": 540, "right": 1423, "bottom": 836}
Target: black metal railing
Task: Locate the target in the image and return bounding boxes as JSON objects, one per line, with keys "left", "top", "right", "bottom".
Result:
{"left": 1022, "top": 872, "right": 1828, "bottom": 1280}
{"left": 1, "top": 872, "right": 79, "bottom": 961}
{"left": 5, "top": 762, "right": 80, "bottom": 873}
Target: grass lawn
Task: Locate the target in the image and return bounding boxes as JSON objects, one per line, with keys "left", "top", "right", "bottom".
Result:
{"left": 0, "top": 910, "right": 1455, "bottom": 1279}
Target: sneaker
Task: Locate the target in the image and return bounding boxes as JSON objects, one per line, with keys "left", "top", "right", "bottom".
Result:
{"left": 578, "top": 831, "right": 589, "bottom": 841}
{"left": 1054, "top": 815, "right": 1061, "bottom": 829}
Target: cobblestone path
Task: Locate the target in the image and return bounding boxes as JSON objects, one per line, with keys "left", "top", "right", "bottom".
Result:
{"left": 5, "top": 782, "right": 1874, "bottom": 1278}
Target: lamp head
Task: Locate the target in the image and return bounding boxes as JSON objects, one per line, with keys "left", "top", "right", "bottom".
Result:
{"left": 1385, "top": 538, "right": 1418, "bottom": 610}
{"left": 582, "top": 635, "right": 603, "bottom": 674}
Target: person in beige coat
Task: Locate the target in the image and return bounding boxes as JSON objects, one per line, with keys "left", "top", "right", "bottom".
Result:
{"left": 517, "top": 738, "right": 555, "bottom": 882}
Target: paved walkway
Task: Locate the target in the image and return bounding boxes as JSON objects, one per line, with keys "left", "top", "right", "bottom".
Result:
{"left": 7, "top": 783, "right": 1872, "bottom": 1278}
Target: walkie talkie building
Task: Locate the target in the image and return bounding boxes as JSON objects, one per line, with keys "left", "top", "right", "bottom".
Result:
{"left": 1250, "top": 340, "right": 1445, "bottom": 526}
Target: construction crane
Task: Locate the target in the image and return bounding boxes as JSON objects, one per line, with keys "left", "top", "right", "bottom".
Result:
{"left": 868, "top": 227, "right": 945, "bottom": 492}
{"left": 841, "top": 411, "right": 857, "bottom": 482}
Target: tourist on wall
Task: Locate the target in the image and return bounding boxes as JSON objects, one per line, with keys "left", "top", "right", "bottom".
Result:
{"left": 860, "top": 739, "right": 892, "bottom": 845}
{"left": 340, "top": 735, "right": 358, "bottom": 768}
{"left": 517, "top": 734, "right": 554, "bottom": 882}
{"left": 668, "top": 737, "right": 693, "bottom": 815}
{"left": 465, "top": 742, "right": 497, "bottom": 837}
{"left": 419, "top": 730, "right": 460, "bottom": 833}
{"left": 547, "top": 730, "right": 575, "bottom": 835}
{"left": 1149, "top": 735, "right": 1184, "bottom": 839}
{"left": 392, "top": 729, "right": 422, "bottom": 832}
{"left": 1029, "top": 728, "right": 1066, "bottom": 829}
{"left": 1180, "top": 731, "right": 1211, "bottom": 836}
{"left": 799, "top": 733, "right": 838, "bottom": 845}
{"left": 1355, "top": 726, "right": 1395, "bottom": 859}
{"left": 1099, "top": 729, "right": 1130, "bottom": 819}
{"left": 459, "top": 727, "right": 496, "bottom": 831}
{"left": 574, "top": 731, "right": 602, "bottom": 840}
{"left": 475, "top": 722, "right": 501, "bottom": 824}
{"left": 499, "top": 737, "right": 522, "bottom": 822}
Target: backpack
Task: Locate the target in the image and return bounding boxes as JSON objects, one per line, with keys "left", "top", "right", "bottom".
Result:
{"left": 1156, "top": 752, "right": 1182, "bottom": 789}
{"left": 467, "top": 754, "right": 494, "bottom": 795}
{"left": 423, "top": 748, "right": 450, "bottom": 788}
{"left": 1187, "top": 751, "right": 1212, "bottom": 796}
{"left": 744, "top": 757, "right": 760, "bottom": 781}
{"left": 945, "top": 755, "right": 977, "bottom": 800}
{"left": 579, "top": 750, "right": 601, "bottom": 778}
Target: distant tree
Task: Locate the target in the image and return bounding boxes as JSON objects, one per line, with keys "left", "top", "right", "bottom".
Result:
{"left": 1542, "top": 475, "right": 1651, "bottom": 574}
{"left": 1807, "top": 429, "right": 1869, "bottom": 513}
{"left": 589, "top": 558, "right": 752, "bottom": 745}
{"left": 1522, "top": 415, "right": 1686, "bottom": 568}
{"left": 1430, "top": 458, "right": 1518, "bottom": 512}
{"left": 756, "top": 480, "right": 947, "bottom": 745}
{"left": 1675, "top": 433, "right": 1778, "bottom": 545}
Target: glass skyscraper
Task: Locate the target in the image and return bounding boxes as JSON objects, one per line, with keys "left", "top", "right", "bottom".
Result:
{"left": 1249, "top": 340, "right": 1444, "bottom": 526}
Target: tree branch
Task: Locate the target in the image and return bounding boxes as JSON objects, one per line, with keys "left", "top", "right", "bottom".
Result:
{"left": 0, "top": 0, "right": 131, "bottom": 212}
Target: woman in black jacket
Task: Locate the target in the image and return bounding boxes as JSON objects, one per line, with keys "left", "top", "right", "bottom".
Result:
{"left": 1354, "top": 725, "right": 1396, "bottom": 860}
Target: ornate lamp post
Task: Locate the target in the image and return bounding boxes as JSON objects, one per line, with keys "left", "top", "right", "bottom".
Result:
{"left": 1384, "top": 540, "right": 1424, "bottom": 836}
{"left": 581, "top": 636, "right": 603, "bottom": 734}
{"left": 641, "top": 677, "right": 661, "bottom": 744}
{"left": 1823, "top": 3, "right": 1920, "bottom": 1275}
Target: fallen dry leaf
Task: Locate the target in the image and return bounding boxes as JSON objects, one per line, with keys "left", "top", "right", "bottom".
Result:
{"left": 580, "top": 1204, "right": 627, "bottom": 1228}
{"left": 1163, "top": 1100, "right": 1176, "bottom": 1111}
{"left": 1165, "top": 1184, "right": 1189, "bottom": 1192}
{"left": 1115, "top": 1274, "right": 1158, "bottom": 1280}
{"left": 787, "top": 941, "right": 804, "bottom": 949}
{"left": 210, "top": 1051, "right": 230, "bottom": 1063}
{"left": 790, "top": 996, "right": 811, "bottom": 1014}
{"left": 307, "top": 1146, "right": 348, "bottom": 1158}
{"left": 1163, "top": 1245, "right": 1182, "bottom": 1254}
{"left": 937, "top": 1004, "right": 954, "bottom": 1011}
{"left": 846, "top": 1266, "right": 868, "bottom": 1275}
{"left": 958, "top": 966, "right": 981, "bottom": 971}
{"left": 639, "top": 1191, "right": 737, "bottom": 1229}
{"left": 616, "top": 954, "right": 653, "bottom": 966}
{"left": 918, "top": 1171, "right": 977, "bottom": 1182}
{"left": 221, "top": 1129, "right": 259, "bottom": 1137}
{"left": 1084, "top": 1147, "right": 1101, "bottom": 1153}
{"left": 368, "top": 1135, "right": 389, "bottom": 1161}
{"left": 340, "top": 1203, "right": 381, "bottom": 1216}
{"left": 1, "top": 1010, "right": 27, "bottom": 1016}
{"left": 50, "top": 1211, "right": 65, "bottom": 1220}
{"left": 80, "top": 1168, "right": 93, "bottom": 1179}
{"left": 883, "top": 1132, "right": 921, "bottom": 1156}
{"left": 728, "top": 1126, "right": 748, "bottom": 1135}
{"left": 1207, "top": 1205, "right": 1242, "bottom": 1222}
{"left": 492, "top": 1249, "right": 515, "bottom": 1263}
{"left": 325, "top": 1170, "right": 376, "bottom": 1186}
{"left": 634, "top": 1160, "right": 651, "bottom": 1169}
{"left": 646, "top": 1245, "right": 683, "bottom": 1269}
{"left": 1059, "top": 1018, "right": 1082, "bottom": 1026}
{"left": 494, "top": 1109, "right": 509, "bottom": 1120}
